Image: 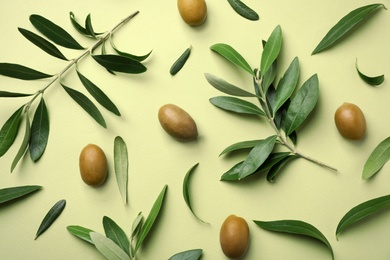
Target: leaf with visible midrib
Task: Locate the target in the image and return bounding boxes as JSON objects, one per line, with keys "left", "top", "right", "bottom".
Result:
{"left": 114, "top": 136, "right": 128, "bottom": 205}
{"left": 168, "top": 249, "right": 203, "bottom": 260}
{"left": 103, "top": 216, "right": 130, "bottom": 256}
{"left": 362, "top": 136, "right": 390, "bottom": 179}
{"left": 90, "top": 232, "right": 130, "bottom": 260}
{"left": 0, "top": 185, "right": 41, "bottom": 204}
{"left": 205, "top": 73, "right": 256, "bottom": 97}
{"left": 66, "top": 225, "right": 95, "bottom": 244}
{"left": 261, "top": 25, "right": 282, "bottom": 77}
{"left": 92, "top": 55, "right": 147, "bottom": 74}
{"left": 29, "top": 97, "right": 50, "bottom": 162}
{"left": 0, "top": 63, "right": 52, "bottom": 80}
{"left": 227, "top": 0, "right": 259, "bottom": 21}
{"left": 35, "top": 199, "right": 66, "bottom": 240}
{"left": 0, "top": 106, "right": 24, "bottom": 157}
{"left": 210, "top": 96, "right": 265, "bottom": 116}
{"left": 170, "top": 46, "right": 191, "bottom": 75}
{"left": 355, "top": 59, "right": 385, "bottom": 86}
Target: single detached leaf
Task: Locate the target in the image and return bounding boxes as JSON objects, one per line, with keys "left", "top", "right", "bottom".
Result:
{"left": 283, "top": 74, "right": 319, "bottom": 136}
{"left": 210, "top": 43, "right": 254, "bottom": 76}
{"left": 29, "top": 97, "right": 50, "bottom": 161}
{"left": 267, "top": 154, "right": 298, "bottom": 182}
{"left": 0, "top": 106, "right": 24, "bottom": 157}
{"left": 103, "top": 216, "right": 130, "bottom": 256}
{"left": 227, "top": 0, "right": 259, "bottom": 21}
{"left": 362, "top": 136, "right": 390, "bottom": 179}
{"left": 0, "top": 185, "right": 41, "bottom": 204}
{"left": 0, "top": 63, "right": 52, "bottom": 80}
{"left": 90, "top": 232, "right": 131, "bottom": 260}
{"left": 336, "top": 194, "right": 390, "bottom": 238}
{"left": 18, "top": 27, "right": 68, "bottom": 60}
{"left": 66, "top": 225, "right": 95, "bottom": 244}
{"left": 92, "top": 55, "right": 147, "bottom": 74}
{"left": 170, "top": 46, "right": 192, "bottom": 76}
{"left": 205, "top": 73, "right": 256, "bottom": 97}
{"left": 110, "top": 36, "right": 152, "bottom": 62}
{"left": 0, "top": 91, "right": 32, "bottom": 98}
{"left": 11, "top": 114, "right": 31, "bottom": 172}
{"left": 35, "top": 199, "right": 66, "bottom": 240}
{"left": 312, "top": 4, "right": 386, "bottom": 55}
{"left": 134, "top": 185, "right": 168, "bottom": 254}
{"left": 61, "top": 84, "right": 106, "bottom": 128}
{"left": 254, "top": 219, "right": 334, "bottom": 259}
{"left": 168, "top": 249, "right": 203, "bottom": 260}
{"left": 219, "top": 139, "right": 261, "bottom": 156}
{"left": 114, "top": 136, "right": 128, "bottom": 205}
{"left": 355, "top": 59, "right": 384, "bottom": 86}
{"left": 261, "top": 25, "right": 282, "bottom": 77}
{"left": 30, "top": 14, "right": 84, "bottom": 50}
{"left": 210, "top": 96, "right": 265, "bottom": 116}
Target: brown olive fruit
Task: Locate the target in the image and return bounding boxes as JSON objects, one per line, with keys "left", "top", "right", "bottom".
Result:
{"left": 79, "top": 144, "right": 108, "bottom": 186}
{"left": 220, "top": 214, "right": 250, "bottom": 259}
{"left": 158, "top": 104, "right": 198, "bottom": 142}
{"left": 177, "top": 0, "right": 207, "bottom": 26}
{"left": 334, "top": 102, "right": 366, "bottom": 140}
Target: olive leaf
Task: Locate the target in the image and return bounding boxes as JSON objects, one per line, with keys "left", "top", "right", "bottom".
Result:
{"left": 355, "top": 59, "right": 385, "bottom": 86}
{"left": 227, "top": 0, "right": 259, "bottom": 21}
{"left": 0, "top": 106, "right": 24, "bottom": 157}
{"left": 261, "top": 25, "right": 282, "bottom": 77}
{"left": 0, "top": 185, "right": 41, "bottom": 204}
{"left": 35, "top": 199, "right": 66, "bottom": 240}
{"left": 103, "top": 216, "right": 130, "bottom": 256}
{"left": 336, "top": 194, "right": 390, "bottom": 239}
{"left": 130, "top": 212, "right": 143, "bottom": 240}
{"left": 69, "top": 12, "right": 90, "bottom": 36}
{"left": 312, "top": 4, "right": 386, "bottom": 55}
{"left": 30, "top": 14, "right": 85, "bottom": 49}
{"left": 210, "top": 43, "right": 254, "bottom": 76}
{"left": 254, "top": 219, "right": 334, "bottom": 259}
{"left": 168, "top": 249, "right": 203, "bottom": 260}
{"left": 114, "top": 136, "right": 128, "bottom": 205}
{"left": 266, "top": 154, "right": 298, "bottom": 182}
{"left": 362, "top": 136, "right": 390, "bottom": 179}
{"left": 0, "top": 63, "right": 52, "bottom": 80}
{"left": 92, "top": 55, "right": 147, "bottom": 74}
{"left": 210, "top": 96, "right": 265, "bottom": 116}
{"left": 0, "top": 91, "right": 32, "bottom": 97}
{"left": 29, "top": 97, "right": 50, "bottom": 161}
{"left": 85, "top": 14, "right": 97, "bottom": 39}
{"left": 11, "top": 113, "right": 31, "bottom": 172}
{"left": 170, "top": 46, "right": 191, "bottom": 76}
{"left": 204, "top": 73, "right": 256, "bottom": 97}
{"left": 66, "top": 225, "right": 95, "bottom": 244}
{"left": 219, "top": 139, "right": 261, "bottom": 156}
{"left": 90, "top": 232, "right": 131, "bottom": 260}
{"left": 110, "top": 36, "right": 152, "bottom": 62}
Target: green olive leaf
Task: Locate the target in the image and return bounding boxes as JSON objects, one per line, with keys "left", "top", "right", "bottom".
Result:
{"left": 29, "top": 97, "right": 49, "bottom": 162}
{"left": 219, "top": 139, "right": 262, "bottom": 156}
{"left": 85, "top": 14, "right": 97, "bottom": 39}
{"left": 92, "top": 55, "right": 147, "bottom": 74}
{"left": 61, "top": 83, "right": 107, "bottom": 128}
{"left": 205, "top": 73, "right": 256, "bottom": 97}
{"left": 283, "top": 74, "right": 319, "bottom": 136}
{"left": 103, "top": 216, "right": 130, "bottom": 256}
{"left": 130, "top": 212, "right": 143, "bottom": 240}
{"left": 168, "top": 249, "right": 203, "bottom": 260}
{"left": 114, "top": 136, "right": 128, "bottom": 205}
{"left": 254, "top": 219, "right": 334, "bottom": 260}
{"left": 69, "top": 12, "right": 90, "bottom": 36}
{"left": 210, "top": 96, "right": 265, "bottom": 116}
{"left": 11, "top": 113, "right": 31, "bottom": 173}
{"left": 0, "top": 91, "right": 33, "bottom": 97}
{"left": 30, "top": 14, "right": 85, "bottom": 50}
{"left": 362, "top": 136, "right": 390, "bottom": 179}
{"left": 227, "top": 0, "right": 259, "bottom": 21}
{"left": 0, "top": 185, "right": 41, "bottom": 204}
{"left": 0, "top": 106, "right": 24, "bottom": 157}
{"left": 170, "top": 46, "right": 192, "bottom": 76}
{"left": 110, "top": 36, "right": 152, "bottom": 62}
{"left": 18, "top": 28, "right": 68, "bottom": 60}
{"left": 336, "top": 194, "right": 390, "bottom": 239}
{"left": 35, "top": 199, "right": 66, "bottom": 240}
{"left": 312, "top": 4, "right": 386, "bottom": 55}
{"left": 266, "top": 154, "right": 298, "bottom": 182}
{"left": 261, "top": 58, "right": 277, "bottom": 94}
{"left": 90, "top": 232, "right": 131, "bottom": 260}
{"left": 210, "top": 43, "right": 254, "bottom": 76}
{"left": 355, "top": 59, "right": 385, "bottom": 86}
{"left": 261, "top": 25, "right": 282, "bottom": 77}
{"left": 0, "top": 63, "right": 52, "bottom": 80}
{"left": 66, "top": 225, "right": 95, "bottom": 244}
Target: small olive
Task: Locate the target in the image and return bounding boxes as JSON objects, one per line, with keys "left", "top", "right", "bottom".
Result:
{"left": 158, "top": 104, "right": 198, "bottom": 142}
{"left": 220, "top": 214, "right": 250, "bottom": 260}
{"left": 334, "top": 102, "right": 366, "bottom": 140}
{"left": 177, "top": 0, "right": 207, "bottom": 26}
{"left": 79, "top": 144, "right": 108, "bottom": 186}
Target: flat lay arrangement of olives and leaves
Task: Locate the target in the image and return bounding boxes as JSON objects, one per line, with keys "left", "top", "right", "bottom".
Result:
{"left": 0, "top": 0, "right": 389, "bottom": 259}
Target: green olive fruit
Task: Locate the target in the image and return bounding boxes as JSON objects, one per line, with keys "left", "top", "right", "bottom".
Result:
{"left": 220, "top": 214, "right": 250, "bottom": 260}
{"left": 334, "top": 102, "right": 366, "bottom": 140}
{"left": 79, "top": 144, "right": 108, "bottom": 186}
{"left": 158, "top": 104, "right": 198, "bottom": 142}
{"left": 177, "top": 0, "right": 207, "bottom": 26}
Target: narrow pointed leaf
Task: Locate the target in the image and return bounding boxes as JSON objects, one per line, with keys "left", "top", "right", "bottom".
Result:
{"left": 114, "top": 136, "right": 128, "bottom": 205}
{"left": 11, "top": 114, "right": 31, "bottom": 172}
{"left": 0, "top": 91, "right": 32, "bottom": 97}
{"left": 267, "top": 155, "right": 298, "bottom": 182}
{"left": 219, "top": 139, "right": 261, "bottom": 156}
{"left": 0, "top": 106, "right": 24, "bottom": 157}
{"left": 69, "top": 12, "right": 89, "bottom": 36}
{"left": 90, "top": 232, "right": 131, "bottom": 260}
{"left": 18, "top": 28, "right": 68, "bottom": 60}
{"left": 35, "top": 199, "right": 66, "bottom": 240}
{"left": 227, "top": 0, "right": 259, "bottom": 21}
{"left": 336, "top": 194, "right": 390, "bottom": 238}
{"left": 92, "top": 55, "right": 147, "bottom": 74}
{"left": 254, "top": 219, "right": 334, "bottom": 259}
{"left": 103, "top": 216, "right": 130, "bottom": 256}
{"left": 0, "top": 185, "right": 41, "bottom": 204}
{"left": 355, "top": 59, "right": 384, "bottom": 86}
{"left": 261, "top": 58, "right": 277, "bottom": 94}
{"left": 110, "top": 36, "right": 152, "bottom": 62}
{"left": 170, "top": 46, "right": 191, "bottom": 76}
{"left": 205, "top": 73, "right": 256, "bottom": 97}
{"left": 362, "top": 136, "right": 390, "bottom": 179}
{"left": 210, "top": 96, "right": 265, "bottom": 116}
{"left": 135, "top": 185, "right": 168, "bottom": 254}
{"left": 283, "top": 74, "right": 319, "bottom": 136}
{"left": 85, "top": 14, "right": 96, "bottom": 38}
{"left": 66, "top": 225, "right": 95, "bottom": 244}
{"left": 130, "top": 212, "right": 143, "bottom": 240}
{"left": 29, "top": 97, "right": 49, "bottom": 161}
{"left": 210, "top": 43, "right": 254, "bottom": 76}
{"left": 30, "top": 14, "right": 84, "bottom": 49}
{"left": 312, "top": 4, "right": 386, "bottom": 55}
{"left": 168, "top": 249, "right": 203, "bottom": 260}
{"left": 261, "top": 25, "right": 282, "bottom": 77}
{"left": 0, "top": 63, "right": 52, "bottom": 80}
{"left": 61, "top": 84, "right": 106, "bottom": 128}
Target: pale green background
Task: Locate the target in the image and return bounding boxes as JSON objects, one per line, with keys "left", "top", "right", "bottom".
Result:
{"left": 0, "top": 0, "right": 390, "bottom": 259}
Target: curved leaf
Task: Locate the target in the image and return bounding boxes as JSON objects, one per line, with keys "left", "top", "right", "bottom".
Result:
{"left": 205, "top": 73, "right": 256, "bottom": 97}
{"left": 114, "top": 136, "right": 128, "bottom": 205}
{"left": 30, "top": 14, "right": 84, "bottom": 49}
{"left": 261, "top": 25, "right": 282, "bottom": 77}
{"left": 355, "top": 59, "right": 384, "bottom": 86}
{"left": 69, "top": 12, "right": 89, "bottom": 36}
{"left": 0, "top": 185, "right": 41, "bottom": 204}
{"left": 267, "top": 154, "right": 298, "bottom": 182}
{"left": 170, "top": 46, "right": 191, "bottom": 76}
{"left": 219, "top": 139, "right": 261, "bottom": 156}
{"left": 110, "top": 36, "right": 152, "bottom": 62}
{"left": 362, "top": 136, "right": 390, "bottom": 179}
{"left": 227, "top": 0, "right": 259, "bottom": 21}
{"left": 210, "top": 96, "right": 265, "bottom": 116}
{"left": 130, "top": 212, "right": 143, "bottom": 240}
{"left": 29, "top": 97, "right": 50, "bottom": 161}
{"left": 103, "top": 216, "right": 130, "bottom": 256}
{"left": 85, "top": 14, "right": 96, "bottom": 39}
{"left": 0, "top": 106, "right": 24, "bottom": 157}
{"left": 0, "top": 63, "right": 52, "bottom": 80}
{"left": 90, "top": 232, "right": 130, "bottom": 260}
{"left": 35, "top": 199, "right": 66, "bottom": 240}
{"left": 66, "top": 225, "right": 95, "bottom": 244}
{"left": 210, "top": 43, "right": 254, "bottom": 76}
{"left": 168, "top": 249, "right": 203, "bottom": 260}
{"left": 312, "top": 4, "right": 386, "bottom": 55}
{"left": 92, "top": 55, "right": 147, "bottom": 74}
{"left": 336, "top": 194, "right": 390, "bottom": 238}
{"left": 11, "top": 114, "right": 31, "bottom": 172}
